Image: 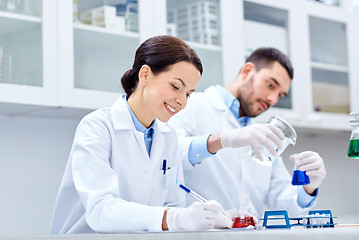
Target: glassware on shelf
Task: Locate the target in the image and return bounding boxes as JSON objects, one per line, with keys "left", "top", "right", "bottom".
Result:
{"left": 22, "top": 0, "right": 33, "bottom": 15}
{"left": 5, "top": 0, "right": 16, "bottom": 13}
{"left": 0, "top": 46, "right": 4, "bottom": 83}
{"left": 0, "top": 0, "right": 34, "bottom": 15}
{"left": 167, "top": 0, "right": 220, "bottom": 46}
{"left": 73, "top": 0, "right": 79, "bottom": 22}
{"left": 0, "top": 0, "right": 7, "bottom": 11}
{"left": 77, "top": 0, "right": 138, "bottom": 33}
{"left": 348, "top": 112, "right": 359, "bottom": 159}
{"left": 248, "top": 116, "right": 297, "bottom": 167}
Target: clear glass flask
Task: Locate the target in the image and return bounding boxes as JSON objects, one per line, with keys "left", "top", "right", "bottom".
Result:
{"left": 248, "top": 116, "right": 297, "bottom": 166}
{"left": 232, "top": 193, "right": 255, "bottom": 228}
{"left": 348, "top": 112, "right": 359, "bottom": 159}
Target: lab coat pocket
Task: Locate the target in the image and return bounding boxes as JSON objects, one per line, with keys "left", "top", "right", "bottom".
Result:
{"left": 165, "top": 166, "right": 179, "bottom": 188}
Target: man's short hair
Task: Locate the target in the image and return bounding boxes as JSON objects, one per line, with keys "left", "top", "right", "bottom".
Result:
{"left": 246, "top": 47, "right": 294, "bottom": 80}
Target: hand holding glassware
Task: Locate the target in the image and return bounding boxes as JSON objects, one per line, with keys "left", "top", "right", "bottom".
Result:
{"left": 248, "top": 116, "right": 297, "bottom": 166}
{"left": 291, "top": 151, "right": 326, "bottom": 190}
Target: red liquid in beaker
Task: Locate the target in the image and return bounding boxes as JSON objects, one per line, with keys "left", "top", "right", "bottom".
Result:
{"left": 232, "top": 216, "right": 255, "bottom": 228}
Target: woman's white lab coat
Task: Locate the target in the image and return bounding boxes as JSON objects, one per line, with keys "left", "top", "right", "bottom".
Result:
{"left": 50, "top": 97, "right": 185, "bottom": 234}
{"left": 169, "top": 86, "right": 313, "bottom": 218}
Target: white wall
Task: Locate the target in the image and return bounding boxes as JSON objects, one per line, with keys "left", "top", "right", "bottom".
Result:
{"left": 281, "top": 128, "right": 359, "bottom": 222}
{"left": 0, "top": 115, "right": 80, "bottom": 237}
{"left": 0, "top": 114, "right": 357, "bottom": 237}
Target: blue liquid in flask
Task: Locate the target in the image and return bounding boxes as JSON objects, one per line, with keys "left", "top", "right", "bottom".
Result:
{"left": 292, "top": 170, "right": 310, "bottom": 185}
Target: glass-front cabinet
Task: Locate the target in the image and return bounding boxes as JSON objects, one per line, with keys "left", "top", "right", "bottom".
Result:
{"left": 0, "top": 0, "right": 57, "bottom": 114}
{"left": 303, "top": 1, "right": 359, "bottom": 130}
{"left": 166, "top": 0, "right": 222, "bottom": 91}
{"left": 249, "top": 0, "right": 359, "bottom": 131}
{"left": 243, "top": 0, "right": 291, "bottom": 109}
{"left": 165, "top": 0, "right": 243, "bottom": 92}
{"left": 1, "top": 0, "right": 358, "bottom": 130}
{"left": 309, "top": 16, "right": 349, "bottom": 114}
{"left": 58, "top": 0, "right": 142, "bottom": 110}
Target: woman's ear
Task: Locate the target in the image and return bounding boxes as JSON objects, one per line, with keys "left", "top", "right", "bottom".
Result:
{"left": 138, "top": 65, "right": 151, "bottom": 86}
{"left": 241, "top": 62, "right": 256, "bottom": 80}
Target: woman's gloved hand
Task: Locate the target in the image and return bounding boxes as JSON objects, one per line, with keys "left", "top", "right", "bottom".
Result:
{"left": 220, "top": 124, "right": 284, "bottom": 161}
{"left": 166, "top": 200, "right": 224, "bottom": 231}
{"left": 214, "top": 208, "right": 236, "bottom": 229}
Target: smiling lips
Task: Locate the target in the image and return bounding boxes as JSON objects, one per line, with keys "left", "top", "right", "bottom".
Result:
{"left": 165, "top": 103, "right": 180, "bottom": 115}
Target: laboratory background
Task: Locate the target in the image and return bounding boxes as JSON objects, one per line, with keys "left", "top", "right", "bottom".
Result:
{"left": 1, "top": 0, "right": 359, "bottom": 237}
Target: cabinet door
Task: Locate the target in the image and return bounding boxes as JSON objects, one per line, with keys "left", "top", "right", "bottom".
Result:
{"left": 243, "top": 0, "right": 292, "bottom": 111}
{"left": 304, "top": 2, "right": 353, "bottom": 130}
{"left": 0, "top": 0, "right": 57, "bottom": 113}
{"left": 166, "top": 0, "right": 242, "bottom": 91}
{"left": 309, "top": 16, "right": 349, "bottom": 114}
{"left": 59, "top": 0, "right": 143, "bottom": 109}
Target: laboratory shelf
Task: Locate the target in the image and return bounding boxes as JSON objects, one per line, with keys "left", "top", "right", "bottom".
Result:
{"left": 0, "top": 83, "right": 45, "bottom": 105}
{"left": 311, "top": 61, "right": 348, "bottom": 73}
{"left": 0, "top": 11, "right": 41, "bottom": 35}
{"left": 73, "top": 23, "right": 140, "bottom": 52}
{"left": 187, "top": 41, "right": 222, "bottom": 52}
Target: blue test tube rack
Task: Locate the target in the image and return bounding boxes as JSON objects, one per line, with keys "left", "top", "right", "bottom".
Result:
{"left": 261, "top": 210, "right": 337, "bottom": 229}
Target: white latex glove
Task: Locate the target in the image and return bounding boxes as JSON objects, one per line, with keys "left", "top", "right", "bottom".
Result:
{"left": 290, "top": 151, "right": 326, "bottom": 189}
{"left": 166, "top": 200, "right": 224, "bottom": 231}
{"left": 220, "top": 123, "right": 284, "bottom": 161}
{"left": 214, "top": 208, "right": 236, "bottom": 229}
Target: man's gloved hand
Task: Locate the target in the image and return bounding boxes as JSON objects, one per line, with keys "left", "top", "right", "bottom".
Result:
{"left": 166, "top": 200, "right": 224, "bottom": 231}
{"left": 290, "top": 151, "right": 326, "bottom": 191}
{"left": 220, "top": 123, "right": 284, "bottom": 161}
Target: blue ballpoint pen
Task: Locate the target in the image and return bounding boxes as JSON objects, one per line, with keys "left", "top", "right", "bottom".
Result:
{"left": 179, "top": 184, "right": 228, "bottom": 217}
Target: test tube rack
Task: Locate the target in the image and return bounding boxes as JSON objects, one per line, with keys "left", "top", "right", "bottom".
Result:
{"left": 260, "top": 210, "right": 337, "bottom": 229}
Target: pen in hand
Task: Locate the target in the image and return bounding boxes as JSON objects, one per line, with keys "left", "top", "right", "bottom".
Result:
{"left": 179, "top": 184, "right": 228, "bottom": 217}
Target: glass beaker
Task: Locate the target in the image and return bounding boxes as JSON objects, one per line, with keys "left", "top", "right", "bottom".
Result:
{"left": 291, "top": 154, "right": 310, "bottom": 185}
{"left": 348, "top": 112, "right": 359, "bottom": 159}
{"left": 232, "top": 193, "right": 255, "bottom": 228}
{"left": 249, "top": 116, "right": 297, "bottom": 166}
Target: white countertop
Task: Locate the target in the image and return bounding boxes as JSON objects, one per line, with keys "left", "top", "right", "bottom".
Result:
{"left": 3, "top": 227, "right": 359, "bottom": 240}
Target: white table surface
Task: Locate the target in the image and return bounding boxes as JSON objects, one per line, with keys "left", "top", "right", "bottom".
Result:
{"left": 3, "top": 227, "right": 359, "bottom": 240}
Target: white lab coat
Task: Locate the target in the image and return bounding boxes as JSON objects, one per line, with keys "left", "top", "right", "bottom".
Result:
{"left": 50, "top": 97, "right": 185, "bottom": 234}
{"left": 169, "top": 86, "right": 313, "bottom": 218}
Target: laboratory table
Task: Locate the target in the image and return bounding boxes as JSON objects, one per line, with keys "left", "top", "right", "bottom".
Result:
{"left": 3, "top": 227, "right": 359, "bottom": 240}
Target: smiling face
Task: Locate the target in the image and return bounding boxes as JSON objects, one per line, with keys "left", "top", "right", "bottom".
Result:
{"left": 237, "top": 61, "right": 291, "bottom": 117}
{"left": 131, "top": 61, "right": 201, "bottom": 126}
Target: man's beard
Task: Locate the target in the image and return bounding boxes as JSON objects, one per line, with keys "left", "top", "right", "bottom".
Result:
{"left": 237, "top": 75, "right": 265, "bottom": 118}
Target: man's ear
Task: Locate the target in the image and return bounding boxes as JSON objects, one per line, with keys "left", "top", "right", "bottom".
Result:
{"left": 240, "top": 62, "right": 256, "bottom": 80}
{"left": 138, "top": 65, "right": 151, "bottom": 86}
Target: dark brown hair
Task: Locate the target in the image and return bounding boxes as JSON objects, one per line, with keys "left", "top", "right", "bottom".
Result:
{"left": 121, "top": 35, "right": 203, "bottom": 95}
{"left": 246, "top": 47, "right": 294, "bottom": 80}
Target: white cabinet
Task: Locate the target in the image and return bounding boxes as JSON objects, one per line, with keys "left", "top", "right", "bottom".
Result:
{"left": 165, "top": 0, "right": 243, "bottom": 91}
{"left": 245, "top": 0, "right": 359, "bottom": 131}
{"left": 0, "top": 0, "right": 58, "bottom": 114}
{"left": 0, "top": 0, "right": 358, "bottom": 130}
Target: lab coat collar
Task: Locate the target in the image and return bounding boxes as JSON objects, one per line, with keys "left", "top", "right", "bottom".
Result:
{"left": 110, "top": 96, "right": 171, "bottom": 133}
{"left": 203, "top": 86, "right": 227, "bottom": 112}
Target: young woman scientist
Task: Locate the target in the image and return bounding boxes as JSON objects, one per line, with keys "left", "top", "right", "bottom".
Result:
{"left": 50, "top": 35, "right": 228, "bottom": 234}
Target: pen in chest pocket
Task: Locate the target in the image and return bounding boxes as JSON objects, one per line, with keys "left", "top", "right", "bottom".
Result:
{"left": 162, "top": 159, "right": 171, "bottom": 174}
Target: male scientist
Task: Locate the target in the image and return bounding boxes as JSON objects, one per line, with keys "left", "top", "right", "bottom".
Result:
{"left": 169, "top": 47, "right": 326, "bottom": 219}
